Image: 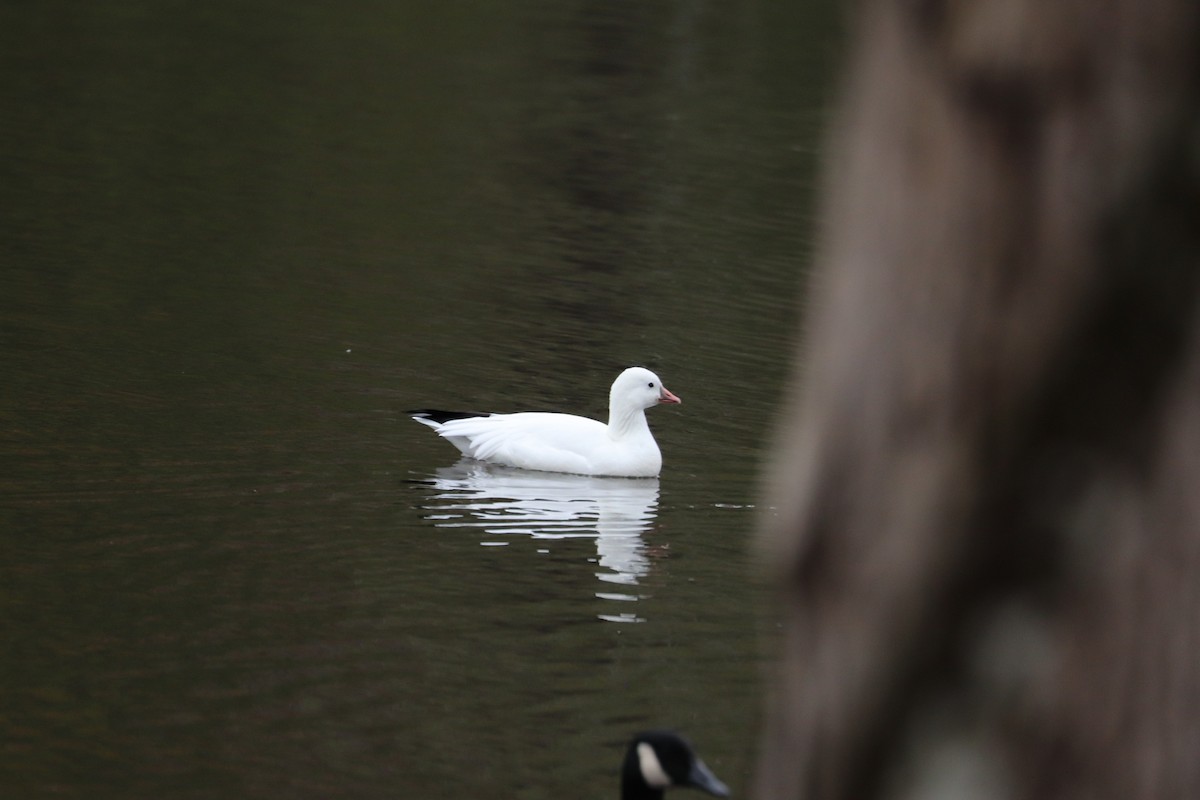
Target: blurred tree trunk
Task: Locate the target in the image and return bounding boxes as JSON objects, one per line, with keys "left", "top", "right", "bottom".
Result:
{"left": 755, "top": 2, "right": 1200, "bottom": 798}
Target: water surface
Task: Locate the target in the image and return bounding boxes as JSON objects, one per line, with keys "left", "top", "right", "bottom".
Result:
{"left": 1, "top": 1, "right": 839, "bottom": 797}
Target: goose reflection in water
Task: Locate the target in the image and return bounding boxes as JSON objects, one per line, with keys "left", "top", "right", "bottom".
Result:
{"left": 411, "top": 460, "right": 661, "bottom": 622}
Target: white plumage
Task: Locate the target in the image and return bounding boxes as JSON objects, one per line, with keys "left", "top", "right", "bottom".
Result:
{"left": 408, "top": 367, "right": 681, "bottom": 477}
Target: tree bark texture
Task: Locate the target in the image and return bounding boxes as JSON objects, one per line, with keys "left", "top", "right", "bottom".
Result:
{"left": 756, "top": 2, "right": 1200, "bottom": 798}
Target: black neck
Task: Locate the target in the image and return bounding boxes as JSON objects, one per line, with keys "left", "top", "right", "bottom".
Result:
{"left": 621, "top": 772, "right": 664, "bottom": 800}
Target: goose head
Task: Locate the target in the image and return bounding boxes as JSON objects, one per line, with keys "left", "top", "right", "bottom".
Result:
{"left": 621, "top": 730, "right": 730, "bottom": 800}
{"left": 610, "top": 367, "right": 682, "bottom": 413}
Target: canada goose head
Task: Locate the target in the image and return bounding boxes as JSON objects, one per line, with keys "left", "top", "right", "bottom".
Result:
{"left": 621, "top": 730, "right": 729, "bottom": 800}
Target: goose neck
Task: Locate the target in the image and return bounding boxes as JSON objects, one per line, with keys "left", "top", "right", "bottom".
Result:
{"left": 621, "top": 774, "right": 664, "bottom": 800}
{"left": 608, "top": 405, "right": 649, "bottom": 439}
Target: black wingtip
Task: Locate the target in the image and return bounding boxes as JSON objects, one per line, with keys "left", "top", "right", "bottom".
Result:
{"left": 407, "top": 409, "right": 490, "bottom": 424}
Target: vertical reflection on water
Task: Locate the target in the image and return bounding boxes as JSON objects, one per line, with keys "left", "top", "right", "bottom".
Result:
{"left": 409, "top": 460, "right": 659, "bottom": 622}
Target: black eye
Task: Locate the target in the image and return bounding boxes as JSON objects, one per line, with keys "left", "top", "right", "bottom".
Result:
{"left": 648, "top": 382, "right": 655, "bottom": 388}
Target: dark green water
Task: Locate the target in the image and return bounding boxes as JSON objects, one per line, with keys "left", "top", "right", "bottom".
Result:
{"left": 1, "top": 2, "right": 839, "bottom": 797}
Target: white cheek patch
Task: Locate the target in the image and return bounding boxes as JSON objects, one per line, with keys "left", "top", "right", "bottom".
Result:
{"left": 637, "top": 742, "right": 672, "bottom": 789}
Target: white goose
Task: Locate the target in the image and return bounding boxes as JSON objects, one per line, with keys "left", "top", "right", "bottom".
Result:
{"left": 408, "top": 366, "right": 681, "bottom": 477}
